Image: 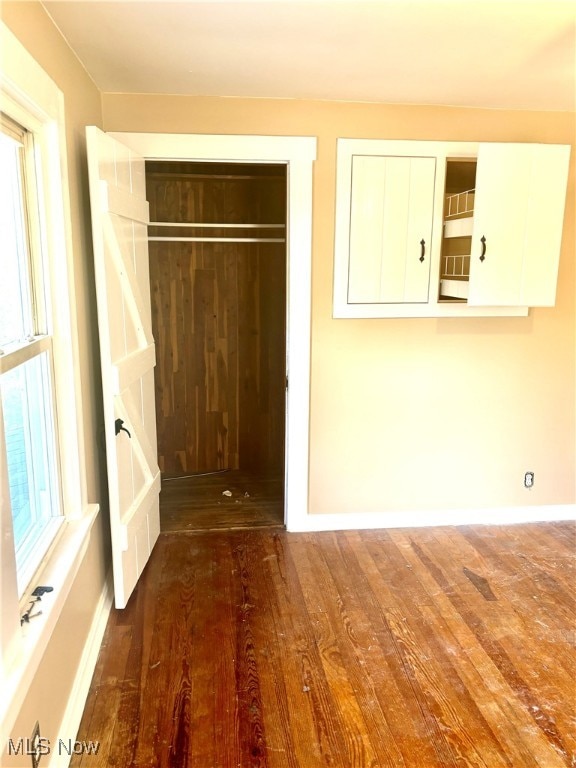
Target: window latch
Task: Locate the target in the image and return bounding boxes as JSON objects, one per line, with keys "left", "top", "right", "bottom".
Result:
{"left": 20, "top": 586, "right": 53, "bottom": 624}
{"left": 32, "top": 586, "right": 54, "bottom": 598}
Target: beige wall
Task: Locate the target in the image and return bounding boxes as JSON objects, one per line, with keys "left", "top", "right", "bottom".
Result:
{"left": 1, "top": 1, "right": 106, "bottom": 505}
{"left": 1, "top": 3, "right": 109, "bottom": 763}
{"left": 0, "top": 0, "right": 574, "bottom": 759}
{"left": 103, "top": 94, "right": 575, "bottom": 514}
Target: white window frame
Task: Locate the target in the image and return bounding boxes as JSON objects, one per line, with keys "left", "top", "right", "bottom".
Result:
{"left": 1, "top": 115, "right": 65, "bottom": 596}
{"left": 0, "top": 22, "right": 97, "bottom": 748}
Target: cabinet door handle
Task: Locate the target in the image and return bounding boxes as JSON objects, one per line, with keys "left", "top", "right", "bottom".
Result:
{"left": 419, "top": 239, "right": 426, "bottom": 262}
{"left": 479, "top": 236, "right": 487, "bottom": 262}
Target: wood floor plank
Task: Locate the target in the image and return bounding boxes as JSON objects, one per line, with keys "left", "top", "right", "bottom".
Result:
{"left": 387, "top": 527, "right": 567, "bottom": 768}
{"left": 160, "top": 470, "right": 284, "bottom": 533}
{"left": 184, "top": 534, "right": 240, "bottom": 767}
{"left": 356, "top": 530, "right": 514, "bottom": 767}
{"left": 247, "top": 532, "right": 332, "bottom": 768}
{"left": 443, "top": 525, "right": 576, "bottom": 750}
{"left": 291, "top": 534, "right": 387, "bottom": 767}
{"left": 71, "top": 513, "right": 575, "bottom": 768}
{"left": 72, "top": 623, "right": 134, "bottom": 767}
{"left": 259, "top": 532, "right": 354, "bottom": 766}
{"left": 391, "top": 527, "right": 573, "bottom": 767}
{"left": 546, "top": 521, "right": 576, "bottom": 552}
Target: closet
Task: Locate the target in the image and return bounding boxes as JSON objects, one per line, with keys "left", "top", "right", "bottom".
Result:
{"left": 145, "top": 161, "right": 287, "bottom": 493}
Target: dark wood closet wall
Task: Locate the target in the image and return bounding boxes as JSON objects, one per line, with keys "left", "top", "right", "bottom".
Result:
{"left": 146, "top": 162, "right": 287, "bottom": 477}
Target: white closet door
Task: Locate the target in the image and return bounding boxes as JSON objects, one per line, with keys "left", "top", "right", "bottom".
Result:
{"left": 468, "top": 143, "right": 570, "bottom": 306}
{"left": 86, "top": 126, "right": 160, "bottom": 609}
{"left": 348, "top": 155, "right": 435, "bottom": 304}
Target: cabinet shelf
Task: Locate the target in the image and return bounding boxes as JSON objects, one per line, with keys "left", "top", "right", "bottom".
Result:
{"left": 441, "top": 185, "right": 475, "bottom": 298}
{"left": 440, "top": 278, "right": 469, "bottom": 300}
{"left": 445, "top": 188, "right": 475, "bottom": 218}
{"left": 444, "top": 217, "right": 474, "bottom": 238}
{"left": 443, "top": 188, "right": 475, "bottom": 239}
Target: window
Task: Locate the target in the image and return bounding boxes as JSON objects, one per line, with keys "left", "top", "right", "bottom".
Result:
{"left": 0, "top": 117, "right": 63, "bottom": 597}
{"left": 1, "top": 23, "right": 99, "bottom": 744}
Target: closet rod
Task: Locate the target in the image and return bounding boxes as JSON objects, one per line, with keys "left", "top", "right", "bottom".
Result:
{"left": 149, "top": 236, "right": 285, "bottom": 243}
{"left": 146, "top": 172, "right": 285, "bottom": 181}
{"left": 149, "top": 222, "right": 285, "bottom": 229}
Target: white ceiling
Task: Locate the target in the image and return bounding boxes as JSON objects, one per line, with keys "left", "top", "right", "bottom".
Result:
{"left": 41, "top": 0, "right": 576, "bottom": 111}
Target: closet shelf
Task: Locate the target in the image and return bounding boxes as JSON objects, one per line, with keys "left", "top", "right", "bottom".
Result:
{"left": 149, "top": 222, "right": 286, "bottom": 229}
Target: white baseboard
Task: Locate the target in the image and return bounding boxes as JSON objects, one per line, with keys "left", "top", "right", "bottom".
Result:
{"left": 49, "top": 571, "right": 113, "bottom": 768}
{"left": 288, "top": 504, "right": 576, "bottom": 532}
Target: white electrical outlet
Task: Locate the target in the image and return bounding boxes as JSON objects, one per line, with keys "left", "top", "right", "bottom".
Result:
{"left": 524, "top": 471, "right": 535, "bottom": 489}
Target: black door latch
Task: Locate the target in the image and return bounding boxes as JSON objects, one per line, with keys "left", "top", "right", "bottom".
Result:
{"left": 115, "top": 418, "right": 131, "bottom": 438}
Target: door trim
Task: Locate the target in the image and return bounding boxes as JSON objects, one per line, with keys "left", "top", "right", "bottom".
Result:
{"left": 110, "top": 132, "right": 316, "bottom": 531}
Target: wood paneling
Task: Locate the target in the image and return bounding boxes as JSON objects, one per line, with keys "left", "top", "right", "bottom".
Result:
{"left": 72, "top": 521, "right": 575, "bottom": 767}
{"left": 147, "top": 163, "right": 286, "bottom": 477}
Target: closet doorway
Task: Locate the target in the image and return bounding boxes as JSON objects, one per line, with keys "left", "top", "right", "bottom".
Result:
{"left": 146, "top": 161, "right": 287, "bottom": 530}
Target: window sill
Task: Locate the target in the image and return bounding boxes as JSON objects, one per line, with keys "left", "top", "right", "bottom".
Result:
{"left": 0, "top": 504, "right": 99, "bottom": 747}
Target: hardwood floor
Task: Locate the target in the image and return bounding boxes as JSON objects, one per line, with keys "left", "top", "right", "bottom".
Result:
{"left": 72, "top": 520, "right": 575, "bottom": 767}
{"left": 159, "top": 470, "right": 284, "bottom": 532}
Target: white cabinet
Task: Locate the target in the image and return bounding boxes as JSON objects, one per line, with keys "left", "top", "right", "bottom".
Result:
{"left": 347, "top": 155, "right": 436, "bottom": 303}
{"left": 468, "top": 143, "right": 570, "bottom": 307}
{"left": 333, "top": 139, "right": 570, "bottom": 318}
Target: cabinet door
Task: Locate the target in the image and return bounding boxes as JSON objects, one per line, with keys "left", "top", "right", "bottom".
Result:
{"left": 347, "top": 155, "right": 436, "bottom": 303}
{"left": 468, "top": 143, "right": 570, "bottom": 307}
